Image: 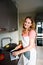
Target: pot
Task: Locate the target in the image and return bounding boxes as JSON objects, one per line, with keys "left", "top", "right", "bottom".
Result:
{"left": 3, "top": 43, "right": 17, "bottom": 52}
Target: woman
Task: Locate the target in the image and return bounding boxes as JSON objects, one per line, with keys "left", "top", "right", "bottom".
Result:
{"left": 12, "top": 16, "right": 37, "bottom": 65}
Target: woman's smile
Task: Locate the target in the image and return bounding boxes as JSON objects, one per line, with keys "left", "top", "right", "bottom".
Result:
{"left": 24, "top": 18, "right": 32, "bottom": 29}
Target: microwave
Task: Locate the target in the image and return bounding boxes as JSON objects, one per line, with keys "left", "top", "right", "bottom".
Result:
{"left": 36, "top": 22, "right": 43, "bottom": 34}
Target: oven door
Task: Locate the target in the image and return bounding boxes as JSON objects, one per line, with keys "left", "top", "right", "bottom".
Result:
{"left": 37, "top": 37, "right": 43, "bottom": 46}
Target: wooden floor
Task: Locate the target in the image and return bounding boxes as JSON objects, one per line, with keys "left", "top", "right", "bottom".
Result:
{"left": 36, "top": 59, "right": 43, "bottom": 65}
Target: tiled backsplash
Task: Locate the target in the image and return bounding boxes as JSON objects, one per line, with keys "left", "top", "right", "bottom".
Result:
{"left": 0, "top": 31, "right": 19, "bottom": 48}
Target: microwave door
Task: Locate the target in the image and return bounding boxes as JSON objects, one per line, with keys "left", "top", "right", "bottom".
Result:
{"left": 38, "top": 27, "right": 42, "bottom": 33}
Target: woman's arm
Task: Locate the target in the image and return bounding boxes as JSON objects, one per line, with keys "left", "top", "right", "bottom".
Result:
{"left": 14, "top": 43, "right": 23, "bottom": 50}
{"left": 12, "top": 30, "right": 36, "bottom": 56}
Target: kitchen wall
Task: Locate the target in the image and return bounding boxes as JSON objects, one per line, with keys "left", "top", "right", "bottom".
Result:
{"left": 0, "top": 30, "right": 19, "bottom": 47}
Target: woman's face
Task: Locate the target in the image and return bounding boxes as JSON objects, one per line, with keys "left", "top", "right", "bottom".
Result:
{"left": 23, "top": 18, "right": 32, "bottom": 29}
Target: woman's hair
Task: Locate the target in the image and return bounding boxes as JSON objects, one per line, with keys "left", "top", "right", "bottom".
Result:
{"left": 23, "top": 16, "right": 36, "bottom": 31}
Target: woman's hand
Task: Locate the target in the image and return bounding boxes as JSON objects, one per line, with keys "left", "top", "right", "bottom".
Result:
{"left": 12, "top": 51, "right": 20, "bottom": 56}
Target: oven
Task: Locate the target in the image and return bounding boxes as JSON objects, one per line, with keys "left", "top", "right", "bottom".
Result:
{"left": 36, "top": 36, "right": 43, "bottom": 46}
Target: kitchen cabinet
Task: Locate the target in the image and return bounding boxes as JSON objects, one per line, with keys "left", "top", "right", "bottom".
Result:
{"left": 0, "top": 0, "right": 18, "bottom": 32}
